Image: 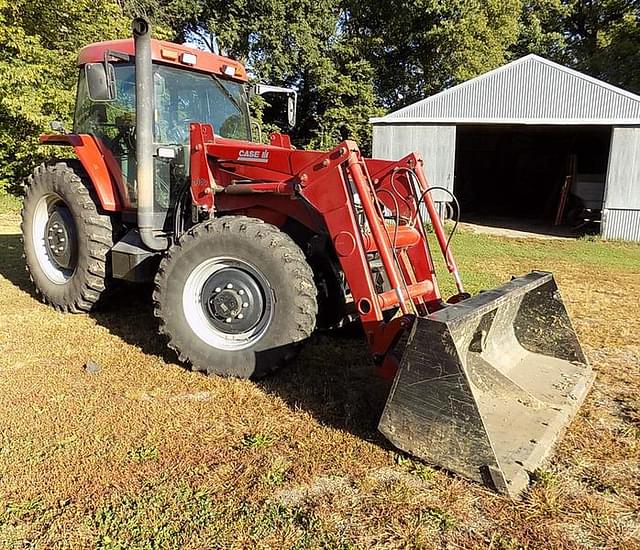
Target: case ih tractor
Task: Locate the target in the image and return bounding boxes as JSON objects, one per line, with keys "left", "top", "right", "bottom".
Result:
{"left": 21, "top": 19, "right": 594, "bottom": 496}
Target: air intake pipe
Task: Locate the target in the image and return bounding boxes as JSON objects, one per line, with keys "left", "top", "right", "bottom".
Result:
{"left": 132, "top": 17, "right": 168, "bottom": 251}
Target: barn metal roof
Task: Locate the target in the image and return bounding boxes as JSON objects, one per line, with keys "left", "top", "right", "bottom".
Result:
{"left": 371, "top": 54, "right": 640, "bottom": 125}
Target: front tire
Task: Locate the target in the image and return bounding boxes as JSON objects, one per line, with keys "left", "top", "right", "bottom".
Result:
{"left": 153, "top": 217, "right": 318, "bottom": 379}
{"left": 21, "top": 161, "right": 115, "bottom": 312}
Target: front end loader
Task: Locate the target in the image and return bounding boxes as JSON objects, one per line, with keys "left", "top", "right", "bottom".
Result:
{"left": 21, "top": 18, "right": 594, "bottom": 497}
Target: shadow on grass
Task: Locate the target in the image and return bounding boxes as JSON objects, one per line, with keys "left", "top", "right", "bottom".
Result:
{"left": 0, "top": 233, "right": 38, "bottom": 298}
{"left": 0, "top": 233, "right": 393, "bottom": 447}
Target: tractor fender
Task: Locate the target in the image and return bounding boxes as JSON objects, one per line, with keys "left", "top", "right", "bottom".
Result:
{"left": 40, "top": 133, "right": 124, "bottom": 211}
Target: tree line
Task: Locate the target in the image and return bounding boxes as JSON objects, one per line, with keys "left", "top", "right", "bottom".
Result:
{"left": 0, "top": 0, "right": 638, "bottom": 194}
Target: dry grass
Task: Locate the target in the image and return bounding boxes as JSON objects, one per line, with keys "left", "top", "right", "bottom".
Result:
{"left": 0, "top": 210, "right": 639, "bottom": 549}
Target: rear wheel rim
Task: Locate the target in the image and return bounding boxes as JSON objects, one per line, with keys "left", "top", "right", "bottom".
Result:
{"left": 182, "top": 257, "right": 274, "bottom": 351}
{"left": 31, "top": 193, "right": 77, "bottom": 284}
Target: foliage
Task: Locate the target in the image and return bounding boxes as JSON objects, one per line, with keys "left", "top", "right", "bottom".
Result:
{"left": 515, "top": 0, "right": 570, "bottom": 58}
{"left": 165, "top": 0, "right": 381, "bottom": 150}
{"left": 0, "top": 0, "right": 130, "bottom": 194}
{"left": 516, "top": 0, "right": 640, "bottom": 93}
{"left": 0, "top": 189, "right": 20, "bottom": 213}
{"left": 345, "top": 1, "right": 523, "bottom": 109}
{"left": 304, "top": 40, "right": 384, "bottom": 151}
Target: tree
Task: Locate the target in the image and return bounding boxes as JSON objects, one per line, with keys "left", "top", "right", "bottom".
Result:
{"left": 516, "top": 0, "right": 640, "bottom": 93}
{"left": 344, "top": 0, "right": 523, "bottom": 110}
{"left": 515, "top": 0, "right": 569, "bottom": 58}
{"left": 597, "top": 7, "right": 640, "bottom": 93}
{"left": 0, "top": 0, "right": 130, "bottom": 193}
{"left": 2, "top": 0, "right": 639, "bottom": 199}
{"left": 158, "top": 0, "right": 382, "bottom": 151}
{"left": 304, "top": 40, "right": 384, "bottom": 151}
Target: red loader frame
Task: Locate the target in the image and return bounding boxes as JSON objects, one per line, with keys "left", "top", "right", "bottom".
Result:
{"left": 189, "top": 123, "right": 467, "bottom": 375}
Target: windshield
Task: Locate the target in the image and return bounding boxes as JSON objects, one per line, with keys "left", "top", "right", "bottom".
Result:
{"left": 153, "top": 65, "right": 251, "bottom": 143}
{"left": 74, "top": 63, "right": 251, "bottom": 143}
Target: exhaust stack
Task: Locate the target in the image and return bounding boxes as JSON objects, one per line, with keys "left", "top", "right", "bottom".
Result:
{"left": 132, "top": 17, "right": 168, "bottom": 251}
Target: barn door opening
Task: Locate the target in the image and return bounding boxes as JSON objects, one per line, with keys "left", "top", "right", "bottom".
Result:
{"left": 453, "top": 125, "right": 611, "bottom": 237}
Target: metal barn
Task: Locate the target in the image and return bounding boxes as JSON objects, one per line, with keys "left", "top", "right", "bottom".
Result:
{"left": 371, "top": 54, "right": 640, "bottom": 241}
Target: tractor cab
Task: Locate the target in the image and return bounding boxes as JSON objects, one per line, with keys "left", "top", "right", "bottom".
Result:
{"left": 73, "top": 37, "right": 293, "bottom": 220}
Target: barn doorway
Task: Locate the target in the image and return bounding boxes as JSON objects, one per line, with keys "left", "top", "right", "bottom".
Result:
{"left": 453, "top": 125, "right": 612, "bottom": 236}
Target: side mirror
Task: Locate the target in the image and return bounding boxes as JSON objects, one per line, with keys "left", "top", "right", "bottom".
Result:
{"left": 287, "top": 95, "right": 296, "bottom": 128}
{"left": 85, "top": 62, "right": 116, "bottom": 102}
{"left": 254, "top": 84, "right": 297, "bottom": 128}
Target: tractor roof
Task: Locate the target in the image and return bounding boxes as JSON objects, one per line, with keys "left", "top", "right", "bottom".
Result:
{"left": 77, "top": 38, "right": 248, "bottom": 82}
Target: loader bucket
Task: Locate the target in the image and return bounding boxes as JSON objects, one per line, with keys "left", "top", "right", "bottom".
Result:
{"left": 378, "top": 271, "right": 594, "bottom": 497}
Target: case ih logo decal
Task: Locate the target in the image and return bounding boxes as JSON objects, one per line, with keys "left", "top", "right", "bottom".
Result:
{"left": 237, "top": 149, "right": 270, "bottom": 163}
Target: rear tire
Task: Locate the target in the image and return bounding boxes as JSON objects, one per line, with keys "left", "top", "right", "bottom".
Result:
{"left": 153, "top": 216, "right": 318, "bottom": 379}
{"left": 21, "top": 161, "right": 115, "bottom": 312}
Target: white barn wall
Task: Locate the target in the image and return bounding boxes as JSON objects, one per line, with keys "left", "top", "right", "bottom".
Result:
{"left": 372, "top": 124, "right": 456, "bottom": 204}
{"left": 602, "top": 127, "right": 640, "bottom": 240}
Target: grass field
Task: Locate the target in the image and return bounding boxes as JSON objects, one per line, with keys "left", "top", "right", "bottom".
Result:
{"left": 0, "top": 199, "right": 639, "bottom": 549}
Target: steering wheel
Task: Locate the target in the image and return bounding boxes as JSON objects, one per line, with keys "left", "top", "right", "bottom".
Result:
{"left": 108, "top": 123, "right": 136, "bottom": 157}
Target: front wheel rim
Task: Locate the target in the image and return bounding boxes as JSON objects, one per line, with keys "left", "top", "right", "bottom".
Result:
{"left": 182, "top": 257, "right": 274, "bottom": 351}
{"left": 31, "top": 193, "right": 77, "bottom": 284}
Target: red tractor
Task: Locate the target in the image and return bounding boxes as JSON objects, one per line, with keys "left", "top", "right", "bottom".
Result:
{"left": 21, "top": 19, "right": 593, "bottom": 496}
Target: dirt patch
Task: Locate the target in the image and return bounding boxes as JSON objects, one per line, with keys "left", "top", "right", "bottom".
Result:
{"left": 460, "top": 220, "right": 575, "bottom": 240}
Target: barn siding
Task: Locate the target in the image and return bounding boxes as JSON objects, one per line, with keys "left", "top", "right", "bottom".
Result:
{"left": 602, "top": 127, "right": 640, "bottom": 241}
{"left": 602, "top": 209, "right": 640, "bottom": 241}
{"left": 372, "top": 124, "right": 456, "bottom": 204}
{"left": 604, "top": 127, "right": 640, "bottom": 209}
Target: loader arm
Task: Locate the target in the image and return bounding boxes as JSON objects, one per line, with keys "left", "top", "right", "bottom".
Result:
{"left": 188, "top": 123, "right": 456, "bottom": 370}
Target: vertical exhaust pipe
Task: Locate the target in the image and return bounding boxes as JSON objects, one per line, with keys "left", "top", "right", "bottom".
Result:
{"left": 132, "top": 17, "right": 168, "bottom": 251}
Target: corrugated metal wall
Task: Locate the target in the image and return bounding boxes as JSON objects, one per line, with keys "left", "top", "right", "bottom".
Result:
{"left": 372, "top": 124, "right": 456, "bottom": 205}
{"left": 602, "top": 210, "right": 640, "bottom": 240}
{"left": 602, "top": 127, "right": 640, "bottom": 241}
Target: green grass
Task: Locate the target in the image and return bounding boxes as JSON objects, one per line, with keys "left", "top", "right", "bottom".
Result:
{"left": 127, "top": 444, "right": 159, "bottom": 463}
{"left": 0, "top": 190, "right": 21, "bottom": 214}
{"left": 452, "top": 229, "right": 640, "bottom": 270}
{"left": 90, "top": 482, "right": 356, "bottom": 549}
{"left": 420, "top": 507, "right": 456, "bottom": 531}
{"left": 242, "top": 432, "right": 274, "bottom": 449}
{"left": 429, "top": 228, "right": 640, "bottom": 296}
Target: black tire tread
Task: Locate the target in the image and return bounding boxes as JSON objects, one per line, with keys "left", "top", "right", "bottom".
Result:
{"left": 21, "top": 161, "right": 114, "bottom": 313}
{"left": 153, "top": 216, "right": 317, "bottom": 378}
